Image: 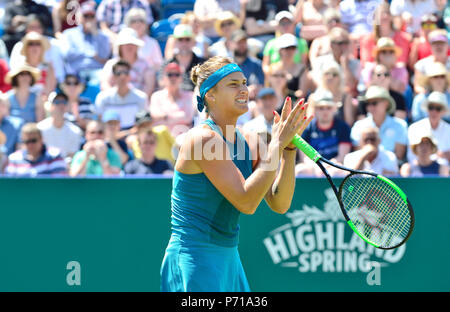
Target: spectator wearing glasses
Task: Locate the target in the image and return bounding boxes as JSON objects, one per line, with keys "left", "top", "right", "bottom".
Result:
{"left": 400, "top": 132, "right": 448, "bottom": 177}
{"left": 165, "top": 25, "right": 206, "bottom": 92}
{"left": 102, "top": 110, "right": 131, "bottom": 165}
{"left": 208, "top": 11, "right": 241, "bottom": 58}
{"left": 408, "top": 91, "right": 450, "bottom": 163}
{"left": 123, "top": 129, "right": 173, "bottom": 175}
{"left": 69, "top": 120, "right": 122, "bottom": 176}
{"left": 101, "top": 27, "right": 156, "bottom": 98}
{"left": 37, "top": 91, "right": 83, "bottom": 160}
{"left": 149, "top": 62, "right": 195, "bottom": 138}
{"left": 390, "top": 0, "right": 438, "bottom": 36}
{"left": 59, "top": 74, "right": 97, "bottom": 131}
{"left": 95, "top": 59, "right": 147, "bottom": 130}
{"left": 4, "top": 64, "right": 45, "bottom": 123}
{"left": 344, "top": 126, "right": 399, "bottom": 177}
{"left": 124, "top": 8, "right": 163, "bottom": 70}
{"left": 351, "top": 86, "right": 408, "bottom": 162}
{"left": 61, "top": 1, "right": 111, "bottom": 86}
{"left": 265, "top": 62, "right": 296, "bottom": 114}
{"left": 312, "top": 27, "right": 360, "bottom": 97}
{"left": 5, "top": 122, "right": 67, "bottom": 177}
{"left": 411, "top": 62, "right": 450, "bottom": 123}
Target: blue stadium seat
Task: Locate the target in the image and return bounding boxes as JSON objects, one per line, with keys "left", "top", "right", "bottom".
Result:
{"left": 160, "top": 0, "right": 195, "bottom": 19}
{"left": 150, "top": 16, "right": 181, "bottom": 52}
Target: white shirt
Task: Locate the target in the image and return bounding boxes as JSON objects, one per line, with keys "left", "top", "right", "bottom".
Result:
{"left": 343, "top": 146, "right": 399, "bottom": 175}
{"left": 37, "top": 118, "right": 83, "bottom": 157}
{"left": 407, "top": 118, "right": 450, "bottom": 161}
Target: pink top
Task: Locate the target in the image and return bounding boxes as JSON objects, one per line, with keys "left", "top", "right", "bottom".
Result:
{"left": 149, "top": 89, "right": 195, "bottom": 137}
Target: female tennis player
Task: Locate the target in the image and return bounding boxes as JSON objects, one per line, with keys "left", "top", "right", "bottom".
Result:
{"left": 160, "top": 56, "right": 313, "bottom": 292}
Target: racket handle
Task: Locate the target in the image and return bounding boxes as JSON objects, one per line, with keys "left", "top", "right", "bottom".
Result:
{"left": 291, "top": 134, "right": 321, "bottom": 162}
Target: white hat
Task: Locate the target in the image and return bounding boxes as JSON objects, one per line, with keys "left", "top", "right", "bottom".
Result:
{"left": 115, "top": 27, "right": 144, "bottom": 47}
{"left": 277, "top": 33, "right": 298, "bottom": 50}
{"left": 311, "top": 89, "right": 342, "bottom": 107}
{"left": 275, "top": 11, "right": 294, "bottom": 23}
{"left": 422, "top": 91, "right": 448, "bottom": 112}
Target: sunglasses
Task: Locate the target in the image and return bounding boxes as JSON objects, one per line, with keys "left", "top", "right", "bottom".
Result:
{"left": 331, "top": 40, "right": 349, "bottom": 46}
{"left": 177, "top": 37, "right": 191, "bottom": 42}
{"left": 23, "top": 138, "right": 39, "bottom": 145}
{"left": 325, "top": 72, "right": 339, "bottom": 78}
{"left": 279, "top": 20, "right": 292, "bottom": 27}
{"left": 113, "top": 70, "right": 129, "bottom": 76}
{"left": 65, "top": 80, "right": 79, "bottom": 86}
{"left": 379, "top": 50, "right": 395, "bottom": 55}
{"left": 428, "top": 104, "right": 443, "bottom": 112}
{"left": 83, "top": 14, "right": 96, "bottom": 19}
{"left": 53, "top": 99, "right": 67, "bottom": 105}
{"left": 431, "top": 75, "right": 446, "bottom": 79}
{"left": 166, "top": 72, "right": 181, "bottom": 78}
{"left": 88, "top": 130, "right": 104, "bottom": 135}
{"left": 130, "top": 18, "right": 145, "bottom": 24}
{"left": 220, "top": 21, "right": 235, "bottom": 28}
{"left": 366, "top": 100, "right": 381, "bottom": 107}
{"left": 363, "top": 136, "right": 377, "bottom": 144}
{"left": 27, "top": 41, "right": 41, "bottom": 47}
{"left": 142, "top": 140, "right": 156, "bottom": 145}
{"left": 421, "top": 23, "right": 437, "bottom": 30}
{"left": 375, "top": 72, "right": 390, "bottom": 78}
{"left": 271, "top": 73, "right": 286, "bottom": 78}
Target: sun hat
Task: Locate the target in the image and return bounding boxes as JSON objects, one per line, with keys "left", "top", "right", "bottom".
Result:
{"left": 311, "top": 89, "right": 342, "bottom": 107}
{"left": 115, "top": 27, "right": 144, "bottom": 47}
{"left": 5, "top": 63, "right": 41, "bottom": 85}
{"left": 419, "top": 62, "right": 450, "bottom": 88}
{"left": 214, "top": 11, "right": 241, "bottom": 37}
{"left": 363, "top": 85, "right": 396, "bottom": 115}
{"left": 410, "top": 131, "right": 438, "bottom": 155}
{"left": 421, "top": 91, "right": 448, "bottom": 113}
{"left": 20, "top": 31, "right": 50, "bottom": 55}
{"left": 372, "top": 37, "right": 402, "bottom": 58}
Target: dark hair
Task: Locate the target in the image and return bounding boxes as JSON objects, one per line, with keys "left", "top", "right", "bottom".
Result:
{"left": 11, "top": 72, "right": 36, "bottom": 87}
{"left": 112, "top": 59, "right": 131, "bottom": 73}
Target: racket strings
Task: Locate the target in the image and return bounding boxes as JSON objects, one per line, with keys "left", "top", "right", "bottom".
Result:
{"left": 341, "top": 174, "right": 412, "bottom": 248}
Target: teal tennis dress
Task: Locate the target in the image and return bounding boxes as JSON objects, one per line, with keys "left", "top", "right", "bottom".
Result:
{"left": 160, "top": 119, "right": 253, "bottom": 292}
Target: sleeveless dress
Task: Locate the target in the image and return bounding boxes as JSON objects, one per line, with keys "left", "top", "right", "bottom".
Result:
{"left": 160, "top": 119, "right": 253, "bottom": 292}
{"left": 7, "top": 90, "right": 37, "bottom": 123}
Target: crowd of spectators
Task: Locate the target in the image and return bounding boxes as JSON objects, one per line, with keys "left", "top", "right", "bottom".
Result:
{"left": 0, "top": 0, "right": 448, "bottom": 178}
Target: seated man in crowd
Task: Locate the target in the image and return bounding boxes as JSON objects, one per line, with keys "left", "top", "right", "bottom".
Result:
{"left": 344, "top": 126, "right": 399, "bottom": 177}
{"left": 70, "top": 120, "right": 122, "bottom": 176}
{"left": 123, "top": 129, "right": 173, "bottom": 175}
{"left": 5, "top": 123, "right": 67, "bottom": 176}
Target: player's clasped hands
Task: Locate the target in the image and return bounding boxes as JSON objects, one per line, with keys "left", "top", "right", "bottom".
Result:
{"left": 271, "top": 97, "right": 313, "bottom": 151}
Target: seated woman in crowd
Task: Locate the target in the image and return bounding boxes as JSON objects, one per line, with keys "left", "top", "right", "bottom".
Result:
{"left": 4, "top": 64, "right": 45, "bottom": 123}
{"left": 400, "top": 132, "right": 449, "bottom": 177}
{"left": 265, "top": 62, "right": 297, "bottom": 114}
{"left": 208, "top": 11, "right": 241, "bottom": 58}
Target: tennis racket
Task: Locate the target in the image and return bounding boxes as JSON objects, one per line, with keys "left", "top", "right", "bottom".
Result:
{"left": 292, "top": 134, "right": 414, "bottom": 250}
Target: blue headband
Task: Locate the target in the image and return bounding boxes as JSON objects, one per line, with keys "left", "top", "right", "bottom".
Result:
{"left": 196, "top": 63, "right": 243, "bottom": 112}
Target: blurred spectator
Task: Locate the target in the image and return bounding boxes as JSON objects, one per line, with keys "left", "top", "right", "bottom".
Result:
{"left": 52, "top": 0, "right": 87, "bottom": 39}
{"left": 69, "top": 120, "right": 121, "bottom": 176}
{"left": 242, "top": 87, "right": 277, "bottom": 136}
{"left": 242, "top": 0, "right": 276, "bottom": 41}
{"left": 12, "top": 31, "right": 57, "bottom": 96}
{"left": 123, "top": 128, "right": 173, "bottom": 175}
{"left": 390, "top": 0, "right": 438, "bottom": 36}
{"left": 166, "top": 24, "right": 206, "bottom": 92}
{"left": 95, "top": 59, "right": 147, "bottom": 130}
{"left": 411, "top": 62, "right": 450, "bottom": 122}
{"left": 265, "top": 62, "right": 296, "bottom": 114}
{"left": 5, "top": 122, "right": 67, "bottom": 176}
{"left": 351, "top": 86, "right": 408, "bottom": 161}
{"left": 275, "top": 33, "right": 313, "bottom": 101}
{"left": 149, "top": 62, "right": 194, "bottom": 138}
{"left": 414, "top": 29, "right": 450, "bottom": 94}
{"left": 101, "top": 27, "right": 156, "bottom": 97}
{"left": 296, "top": 90, "right": 352, "bottom": 176}
{"left": 294, "top": 0, "right": 330, "bottom": 42}
{"left": 408, "top": 14, "right": 444, "bottom": 70}
{"left": 61, "top": 1, "right": 111, "bottom": 86}
{"left": 362, "top": 63, "right": 407, "bottom": 120}
{"left": 165, "top": 11, "right": 211, "bottom": 60}
{"left": 317, "top": 62, "right": 357, "bottom": 127}
{"left": 308, "top": 8, "right": 344, "bottom": 64}
{"left": 262, "top": 11, "right": 309, "bottom": 74}
{"left": 96, "top": 0, "right": 153, "bottom": 39}
{"left": 361, "top": 37, "right": 408, "bottom": 94}
{"left": 312, "top": 27, "right": 360, "bottom": 96}
{"left": 125, "top": 111, "right": 175, "bottom": 164}
{"left": 0, "top": 94, "right": 23, "bottom": 155}
{"left": 102, "top": 110, "right": 131, "bottom": 165}
{"left": 2, "top": 0, "right": 53, "bottom": 54}
{"left": 0, "top": 58, "right": 10, "bottom": 93}
{"left": 339, "top": 0, "right": 382, "bottom": 40}
{"left": 9, "top": 14, "right": 65, "bottom": 84}
{"left": 124, "top": 8, "right": 163, "bottom": 70}
{"left": 193, "top": 0, "right": 243, "bottom": 40}
{"left": 359, "top": 2, "right": 411, "bottom": 68}
{"left": 37, "top": 91, "right": 83, "bottom": 160}
{"left": 400, "top": 132, "right": 448, "bottom": 177}
{"left": 0, "top": 130, "right": 6, "bottom": 173}
{"left": 229, "top": 29, "right": 264, "bottom": 100}
{"left": 59, "top": 74, "right": 97, "bottom": 131}
{"left": 344, "top": 126, "right": 399, "bottom": 176}
{"left": 4, "top": 64, "right": 45, "bottom": 123}
{"left": 208, "top": 11, "right": 241, "bottom": 58}
{"left": 408, "top": 91, "right": 450, "bottom": 163}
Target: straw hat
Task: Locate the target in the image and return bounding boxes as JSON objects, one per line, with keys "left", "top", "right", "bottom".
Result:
{"left": 372, "top": 37, "right": 402, "bottom": 58}
{"left": 410, "top": 132, "right": 438, "bottom": 155}
{"left": 214, "top": 11, "right": 241, "bottom": 37}
{"left": 363, "top": 85, "right": 396, "bottom": 115}
{"left": 419, "top": 62, "right": 450, "bottom": 88}
{"left": 5, "top": 63, "right": 41, "bottom": 85}
{"left": 20, "top": 31, "right": 50, "bottom": 55}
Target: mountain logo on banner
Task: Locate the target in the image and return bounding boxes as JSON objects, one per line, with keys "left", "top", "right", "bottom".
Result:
{"left": 262, "top": 188, "right": 406, "bottom": 273}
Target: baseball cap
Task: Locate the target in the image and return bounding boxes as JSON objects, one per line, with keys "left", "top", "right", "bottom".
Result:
{"left": 277, "top": 33, "right": 298, "bottom": 50}
{"left": 173, "top": 24, "right": 194, "bottom": 39}
{"left": 102, "top": 110, "right": 121, "bottom": 123}
{"left": 80, "top": 1, "right": 96, "bottom": 14}
{"left": 275, "top": 11, "right": 294, "bottom": 23}
{"left": 257, "top": 88, "right": 276, "bottom": 99}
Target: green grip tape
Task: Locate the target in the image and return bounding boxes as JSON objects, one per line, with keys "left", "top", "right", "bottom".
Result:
{"left": 291, "top": 134, "right": 321, "bottom": 162}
